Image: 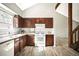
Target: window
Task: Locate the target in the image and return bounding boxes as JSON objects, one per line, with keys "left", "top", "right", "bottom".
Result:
{"left": 0, "top": 9, "right": 13, "bottom": 36}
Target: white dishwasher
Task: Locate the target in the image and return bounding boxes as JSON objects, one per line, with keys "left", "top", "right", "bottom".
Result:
{"left": 0, "top": 40, "right": 14, "bottom": 56}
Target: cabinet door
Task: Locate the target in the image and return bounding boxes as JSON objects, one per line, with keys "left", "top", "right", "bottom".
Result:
{"left": 31, "top": 18, "right": 37, "bottom": 28}
{"left": 35, "top": 18, "right": 53, "bottom": 28}
{"left": 13, "top": 15, "right": 18, "bottom": 28}
{"left": 19, "top": 37, "right": 24, "bottom": 51}
{"left": 13, "top": 15, "right": 24, "bottom": 28}
{"left": 22, "top": 18, "right": 27, "bottom": 27}
{"left": 46, "top": 35, "right": 54, "bottom": 46}
{"left": 39, "top": 18, "right": 45, "bottom": 24}
{"left": 14, "top": 39, "right": 20, "bottom": 56}
{"left": 46, "top": 18, "right": 53, "bottom": 28}
{"left": 22, "top": 35, "right": 27, "bottom": 47}
{"left": 18, "top": 16, "right": 24, "bottom": 28}
{"left": 23, "top": 18, "right": 32, "bottom": 28}
{"left": 27, "top": 35, "right": 35, "bottom": 46}
{"left": 35, "top": 18, "right": 40, "bottom": 23}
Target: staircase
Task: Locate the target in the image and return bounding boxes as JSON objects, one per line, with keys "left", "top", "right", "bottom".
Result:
{"left": 55, "top": 3, "right": 79, "bottom": 52}
{"left": 71, "top": 25, "right": 79, "bottom": 52}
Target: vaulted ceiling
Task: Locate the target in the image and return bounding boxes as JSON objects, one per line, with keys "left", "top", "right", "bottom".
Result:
{"left": 56, "top": 3, "right": 79, "bottom": 22}
{"left": 2, "top": 3, "right": 38, "bottom": 11}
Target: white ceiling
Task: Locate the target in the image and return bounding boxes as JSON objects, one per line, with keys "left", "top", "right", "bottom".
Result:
{"left": 16, "top": 3, "right": 37, "bottom": 11}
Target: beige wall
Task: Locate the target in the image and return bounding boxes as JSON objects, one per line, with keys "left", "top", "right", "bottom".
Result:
{"left": 3, "top": 3, "right": 78, "bottom": 38}
{"left": 22, "top": 3, "right": 54, "bottom": 18}
{"left": 22, "top": 3, "right": 68, "bottom": 38}
{"left": 56, "top": 3, "right": 79, "bottom": 22}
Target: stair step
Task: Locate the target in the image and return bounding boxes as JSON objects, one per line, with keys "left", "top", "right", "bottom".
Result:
{"left": 71, "top": 42, "right": 79, "bottom": 52}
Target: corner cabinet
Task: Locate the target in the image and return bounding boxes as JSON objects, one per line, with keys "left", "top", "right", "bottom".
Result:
{"left": 14, "top": 35, "right": 27, "bottom": 56}
{"left": 14, "top": 38, "right": 20, "bottom": 56}
{"left": 26, "top": 35, "right": 35, "bottom": 46}
{"left": 13, "top": 15, "right": 24, "bottom": 28}
{"left": 19, "top": 35, "right": 27, "bottom": 51}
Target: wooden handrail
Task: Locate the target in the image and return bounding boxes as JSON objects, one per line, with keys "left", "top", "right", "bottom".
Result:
{"left": 55, "top": 3, "right": 61, "bottom": 9}
{"left": 72, "top": 25, "right": 79, "bottom": 33}
{"left": 72, "top": 25, "right": 79, "bottom": 51}
{"left": 78, "top": 31, "right": 79, "bottom": 42}
{"left": 72, "top": 25, "right": 79, "bottom": 44}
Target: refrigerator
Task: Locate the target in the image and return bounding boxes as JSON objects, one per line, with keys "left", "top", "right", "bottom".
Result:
{"left": 35, "top": 24, "right": 45, "bottom": 47}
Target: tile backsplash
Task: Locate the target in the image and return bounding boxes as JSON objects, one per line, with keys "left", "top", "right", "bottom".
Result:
{"left": 0, "top": 28, "right": 20, "bottom": 37}
{"left": 21, "top": 28, "right": 35, "bottom": 33}
{"left": 0, "top": 28, "right": 54, "bottom": 38}
{"left": 0, "top": 29, "right": 9, "bottom": 35}
{"left": 0, "top": 29, "right": 9, "bottom": 38}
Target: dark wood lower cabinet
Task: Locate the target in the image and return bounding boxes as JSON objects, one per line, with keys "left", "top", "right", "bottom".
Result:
{"left": 46, "top": 35, "right": 54, "bottom": 46}
{"left": 14, "top": 35, "right": 54, "bottom": 55}
{"left": 14, "top": 39, "right": 20, "bottom": 56}
{"left": 14, "top": 35, "right": 27, "bottom": 56}
{"left": 23, "top": 36, "right": 27, "bottom": 47}
{"left": 14, "top": 35, "right": 34, "bottom": 55}
{"left": 19, "top": 35, "right": 27, "bottom": 50}
{"left": 19, "top": 38, "right": 24, "bottom": 51}
{"left": 26, "top": 35, "right": 35, "bottom": 46}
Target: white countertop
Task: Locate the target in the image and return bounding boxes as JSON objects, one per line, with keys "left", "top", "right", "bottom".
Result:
{"left": 0, "top": 33, "right": 34, "bottom": 43}
{"left": 0, "top": 28, "right": 55, "bottom": 43}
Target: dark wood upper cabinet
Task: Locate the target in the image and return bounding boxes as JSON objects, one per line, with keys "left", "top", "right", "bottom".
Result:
{"left": 23, "top": 18, "right": 53, "bottom": 28}
{"left": 13, "top": 15, "right": 24, "bottom": 28}
{"left": 13, "top": 15, "right": 53, "bottom": 28}
{"left": 31, "top": 18, "right": 37, "bottom": 27}
{"left": 35, "top": 18, "right": 40, "bottom": 23}
{"left": 23, "top": 18, "right": 32, "bottom": 28}
{"left": 46, "top": 35, "right": 54, "bottom": 46}
{"left": 44, "top": 18, "right": 53, "bottom": 28}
